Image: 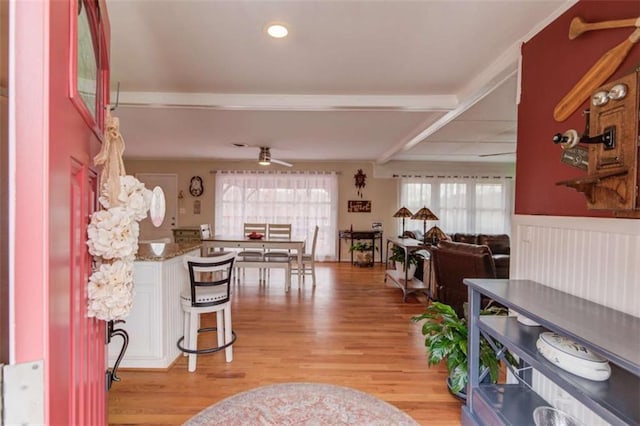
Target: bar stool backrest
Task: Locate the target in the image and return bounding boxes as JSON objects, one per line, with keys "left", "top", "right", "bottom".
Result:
{"left": 184, "top": 252, "right": 235, "bottom": 308}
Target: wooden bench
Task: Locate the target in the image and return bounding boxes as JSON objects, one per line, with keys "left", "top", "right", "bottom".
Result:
{"left": 235, "top": 256, "right": 291, "bottom": 291}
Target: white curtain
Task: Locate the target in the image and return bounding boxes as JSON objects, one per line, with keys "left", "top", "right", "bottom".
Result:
{"left": 214, "top": 170, "right": 338, "bottom": 260}
{"left": 399, "top": 176, "right": 513, "bottom": 235}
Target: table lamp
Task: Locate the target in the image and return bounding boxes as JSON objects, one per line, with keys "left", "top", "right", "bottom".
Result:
{"left": 393, "top": 207, "right": 413, "bottom": 238}
{"left": 425, "top": 225, "right": 448, "bottom": 245}
{"left": 411, "top": 206, "right": 439, "bottom": 244}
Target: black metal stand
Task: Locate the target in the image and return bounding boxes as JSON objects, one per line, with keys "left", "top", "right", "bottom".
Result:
{"left": 338, "top": 230, "right": 383, "bottom": 264}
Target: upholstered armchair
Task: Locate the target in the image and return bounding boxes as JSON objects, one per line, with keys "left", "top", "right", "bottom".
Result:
{"left": 430, "top": 241, "right": 497, "bottom": 317}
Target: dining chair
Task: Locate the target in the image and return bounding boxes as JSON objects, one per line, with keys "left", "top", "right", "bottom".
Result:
{"left": 236, "top": 223, "right": 268, "bottom": 282}
{"left": 199, "top": 224, "right": 217, "bottom": 256}
{"left": 290, "top": 225, "right": 319, "bottom": 287}
{"left": 263, "top": 223, "right": 292, "bottom": 282}
{"left": 243, "top": 223, "right": 267, "bottom": 236}
{"left": 199, "top": 223, "right": 212, "bottom": 239}
{"left": 177, "top": 252, "right": 236, "bottom": 372}
{"left": 263, "top": 223, "right": 292, "bottom": 259}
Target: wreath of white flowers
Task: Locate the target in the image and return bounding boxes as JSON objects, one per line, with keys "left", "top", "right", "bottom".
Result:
{"left": 87, "top": 175, "right": 152, "bottom": 321}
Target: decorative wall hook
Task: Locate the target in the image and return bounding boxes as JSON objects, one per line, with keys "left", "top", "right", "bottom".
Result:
{"left": 109, "top": 81, "right": 120, "bottom": 111}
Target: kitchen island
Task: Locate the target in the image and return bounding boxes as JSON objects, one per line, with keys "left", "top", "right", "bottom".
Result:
{"left": 107, "top": 242, "right": 201, "bottom": 369}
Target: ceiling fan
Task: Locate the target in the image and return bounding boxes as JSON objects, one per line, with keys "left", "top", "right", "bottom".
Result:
{"left": 232, "top": 143, "right": 294, "bottom": 167}
{"left": 258, "top": 146, "right": 293, "bottom": 167}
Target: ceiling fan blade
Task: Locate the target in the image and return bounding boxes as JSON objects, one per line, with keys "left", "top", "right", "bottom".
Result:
{"left": 270, "top": 158, "right": 293, "bottom": 167}
{"left": 479, "top": 152, "right": 516, "bottom": 157}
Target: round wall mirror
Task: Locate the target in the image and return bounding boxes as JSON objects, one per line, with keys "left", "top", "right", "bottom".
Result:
{"left": 150, "top": 186, "right": 166, "bottom": 227}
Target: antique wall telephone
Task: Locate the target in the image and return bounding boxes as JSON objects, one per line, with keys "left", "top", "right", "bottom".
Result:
{"left": 552, "top": 15, "right": 639, "bottom": 216}
{"left": 555, "top": 70, "right": 639, "bottom": 216}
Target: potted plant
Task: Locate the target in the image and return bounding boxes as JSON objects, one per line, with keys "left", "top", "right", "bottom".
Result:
{"left": 388, "top": 245, "right": 422, "bottom": 280}
{"left": 412, "top": 302, "right": 516, "bottom": 400}
{"left": 349, "top": 241, "right": 376, "bottom": 266}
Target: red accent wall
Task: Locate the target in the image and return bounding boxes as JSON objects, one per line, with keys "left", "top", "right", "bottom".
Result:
{"left": 515, "top": 0, "right": 640, "bottom": 217}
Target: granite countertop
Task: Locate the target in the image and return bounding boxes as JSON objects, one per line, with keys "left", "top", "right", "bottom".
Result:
{"left": 135, "top": 242, "right": 202, "bottom": 261}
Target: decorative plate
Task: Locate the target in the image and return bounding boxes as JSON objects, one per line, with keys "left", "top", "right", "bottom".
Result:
{"left": 536, "top": 332, "right": 611, "bottom": 381}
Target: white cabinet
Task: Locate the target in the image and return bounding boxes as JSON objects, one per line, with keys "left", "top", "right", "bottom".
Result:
{"left": 463, "top": 279, "right": 640, "bottom": 426}
{"left": 107, "top": 249, "right": 199, "bottom": 369}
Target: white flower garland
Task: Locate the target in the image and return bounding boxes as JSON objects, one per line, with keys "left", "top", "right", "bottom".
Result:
{"left": 87, "top": 260, "right": 134, "bottom": 321}
{"left": 87, "top": 175, "right": 152, "bottom": 321}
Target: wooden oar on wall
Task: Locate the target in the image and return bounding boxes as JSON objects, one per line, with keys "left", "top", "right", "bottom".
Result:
{"left": 569, "top": 16, "right": 640, "bottom": 40}
{"left": 553, "top": 27, "right": 640, "bottom": 122}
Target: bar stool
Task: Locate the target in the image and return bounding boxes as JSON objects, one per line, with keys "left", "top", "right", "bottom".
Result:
{"left": 177, "top": 252, "right": 236, "bottom": 372}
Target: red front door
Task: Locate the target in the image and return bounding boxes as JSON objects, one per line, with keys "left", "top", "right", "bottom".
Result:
{"left": 12, "top": 0, "right": 110, "bottom": 424}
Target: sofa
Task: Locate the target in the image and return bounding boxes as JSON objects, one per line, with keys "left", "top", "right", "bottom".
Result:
{"left": 404, "top": 230, "right": 510, "bottom": 279}
{"left": 451, "top": 233, "right": 510, "bottom": 279}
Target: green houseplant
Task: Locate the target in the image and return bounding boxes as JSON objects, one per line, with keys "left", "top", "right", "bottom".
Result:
{"left": 388, "top": 245, "right": 422, "bottom": 279}
{"left": 412, "top": 302, "right": 516, "bottom": 398}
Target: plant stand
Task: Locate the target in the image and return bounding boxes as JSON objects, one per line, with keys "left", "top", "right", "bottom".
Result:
{"left": 383, "top": 236, "right": 430, "bottom": 302}
{"left": 354, "top": 250, "right": 373, "bottom": 267}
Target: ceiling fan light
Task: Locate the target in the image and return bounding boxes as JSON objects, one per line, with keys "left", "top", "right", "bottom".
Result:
{"left": 266, "top": 24, "right": 288, "bottom": 38}
{"left": 258, "top": 147, "right": 271, "bottom": 165}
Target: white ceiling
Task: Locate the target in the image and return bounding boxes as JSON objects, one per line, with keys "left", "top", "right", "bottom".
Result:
{"left": 107, "top": 0, "right": 573, "bottom": 165}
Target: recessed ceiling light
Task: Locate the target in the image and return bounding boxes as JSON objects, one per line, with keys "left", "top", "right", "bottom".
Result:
{"left": 266, "top": 24, "right": 288, "bottom": 38}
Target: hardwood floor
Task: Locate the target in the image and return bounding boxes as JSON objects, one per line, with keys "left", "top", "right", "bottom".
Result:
{"left": 108, "top": 262, "right": 463, "bottom": 425}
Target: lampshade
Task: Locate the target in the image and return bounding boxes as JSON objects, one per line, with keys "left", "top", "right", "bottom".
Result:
{"left": 411, "top": 206, "right": 438, "bottom": 221}
{"left": 425, "top": 225, "right": 449, "bottom": 244}
{"left": 393, "top": 207, "right": 413, "bottom": 238}
{"left": 392, "top": 207, "right": 413, "bottom": 218}
{"left": 411, "top": 206, "right": 439, "bottom": 244}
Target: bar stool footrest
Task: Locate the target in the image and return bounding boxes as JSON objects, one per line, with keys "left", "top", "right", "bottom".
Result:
{"left": 177, "top": 327, "right": 237, "bottom": 355}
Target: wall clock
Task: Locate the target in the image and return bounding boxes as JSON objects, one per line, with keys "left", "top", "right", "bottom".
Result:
{"left": 189, "top": 176, "right": 203, "bottom": 197}
{"left": 354, "top": 169, "right": 366, "bottom": 198}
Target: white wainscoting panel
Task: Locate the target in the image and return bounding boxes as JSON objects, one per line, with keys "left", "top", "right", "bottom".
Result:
{"left": 512, "top": 215, "right": 640, "bottom": 315}
{"left": 511, "top": 214, "right": 640, "bottom": 425}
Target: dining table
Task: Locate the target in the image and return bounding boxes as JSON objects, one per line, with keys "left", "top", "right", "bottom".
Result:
{"left": 201, "top": 235, "right": 306, "bottom": 287}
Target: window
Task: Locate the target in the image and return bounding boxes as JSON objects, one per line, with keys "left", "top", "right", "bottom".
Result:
{"left": 76, "top": 4, "right": 98, "bottom": 120}
{"left": 215, "top": 171, "right": 338, "bottom": 259}
{"left": 400, "top": 177, "right": 513, "bottom": 235}
{"left": 70, "top": 0, "right": 106, "bottom": 135}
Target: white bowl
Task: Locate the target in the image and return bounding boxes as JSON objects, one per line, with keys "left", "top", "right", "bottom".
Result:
{"left": 533, "top": 407, "right": 581, "bottom": 426}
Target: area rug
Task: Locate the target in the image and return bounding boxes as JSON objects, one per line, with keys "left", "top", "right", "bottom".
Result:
{"left": 184, "top": 382, "right": 419, "bottom": 425}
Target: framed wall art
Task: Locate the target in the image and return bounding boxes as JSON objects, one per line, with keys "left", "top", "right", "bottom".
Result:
{"left": 348, "top": 200, "right": 371, "bottom": 213}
